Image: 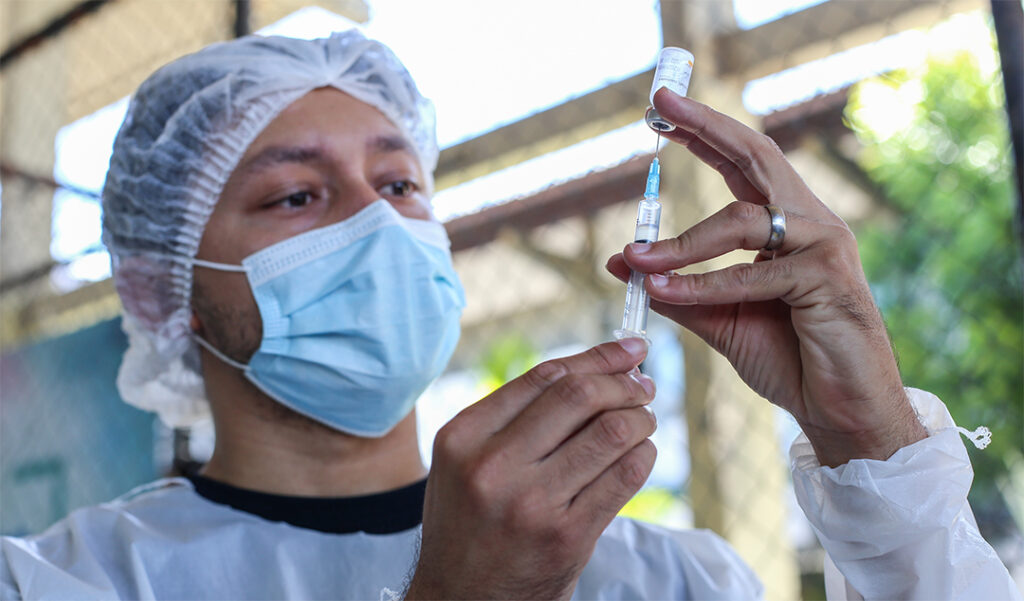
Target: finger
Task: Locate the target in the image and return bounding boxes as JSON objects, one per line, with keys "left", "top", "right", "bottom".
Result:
{"left": 458, "top": 339, "right": 649, "bottom": 435}
{"left": 607, "top": 252, "right": 676, "bottom": 283}
{"left": 653, "top": 89, "right": 820, "bottom": 214}
{"left": 497, "top": 370, "right": 656, "bottom": 462}
{"left": 567, "top": 439, "right": 656, "bottom": 527}
{"left": 662, "top": 126, "right": 769, "bottom": 206}
{"left": 644, "top": 252, "right": 818, "bottom": 307}
{"left": 606, "top": 254, "right": 747, "bottom": 352}
{"left": 605, "top": 253, "right": 630, "bottom": 283}
{"left": 542, "top": 406, "right": 657, "bottom": 505}
{"left": 622, "top": 202, "right": 816, "bottom": 274}
{"left": 654, "top": 88, "right": 787, "bottom": 194}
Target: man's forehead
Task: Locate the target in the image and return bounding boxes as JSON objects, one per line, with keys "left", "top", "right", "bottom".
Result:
{"left": 239, "top": 134, "right": 415, "bottom": 175}
{"left": 236, "top": 89, "right": 419, "bottom": 168}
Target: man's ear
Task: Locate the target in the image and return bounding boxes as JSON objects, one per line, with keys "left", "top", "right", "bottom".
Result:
{"left": 190, "top": 310, "right": 203, "bottom": 334}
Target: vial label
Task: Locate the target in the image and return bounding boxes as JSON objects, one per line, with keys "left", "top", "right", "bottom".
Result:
{"left": 651, "top": 47, "right": 694, "bottom": 103}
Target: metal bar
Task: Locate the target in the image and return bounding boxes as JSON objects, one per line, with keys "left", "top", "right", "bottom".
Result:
{"left": 0, "top": 162, "right": 101, "bottom": 200}
{"left": 445, "top": 154, "right": 651, "bottom": 252}
{"left": 0, "top": 0, "right": 113, "bottom": 70}
{"left": 990, "top": 0, "right": 1024, "bottom": 243}
{"left": 0, "top": 163, "right": 103, "bottom": 294}
{"left": 436, "top": 0, "right": 986, "bottom": 188}
{"left": 0, "top": 261, "right": 58, "bottom": 294}
{"left": 0, "top": 240, "right": 108, "bottom": 294}
{"left": 714, "top": 0, "right": 985, "bottom": 79}
{"left": 762, "top": 86, "right": 851, "bottom": 152}
{"left": 234, "top": 0, "right": 252, "bottom": 38}
{"left": 435, "top": 70, "right": 652, "bottom": 182}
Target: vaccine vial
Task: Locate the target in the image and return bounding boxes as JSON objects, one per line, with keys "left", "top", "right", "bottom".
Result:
{"left": 646, "top": 47, "right": 694, "bottom": 132}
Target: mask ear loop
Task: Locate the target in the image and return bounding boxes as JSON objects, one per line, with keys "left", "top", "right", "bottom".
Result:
{"left": 192, "top": 333, "right": 249, "bottom": 371}
{"left": 190, "top": 256, "right": 250, "bottom": 370}
{"left": 192, "top": 258, "right": 248, "bottom": 272}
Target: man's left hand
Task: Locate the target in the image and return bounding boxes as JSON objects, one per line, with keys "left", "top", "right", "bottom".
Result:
{"left": 606, "top": 89, "right": 928, "bottom": 467}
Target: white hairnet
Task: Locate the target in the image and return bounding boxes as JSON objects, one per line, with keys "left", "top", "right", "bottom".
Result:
{"left": 101, "top": 31, "right": 438, "bottom": 428}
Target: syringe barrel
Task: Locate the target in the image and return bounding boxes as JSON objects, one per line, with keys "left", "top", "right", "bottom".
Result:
{"left": 614, "top": 197, "right": 662, "bottom": 343}
{"left": 633, "top": 197, "right": 662, "bottom": 243}
{"left": 616, "top": 269, "right": 652, "bottom": 342}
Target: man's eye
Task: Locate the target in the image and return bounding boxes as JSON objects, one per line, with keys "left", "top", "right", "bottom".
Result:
{"left": 272, "top": 191, "right": 314, "bottom": 209}
{"left": 382, "top": 180, "right": 417, "bottom": 197}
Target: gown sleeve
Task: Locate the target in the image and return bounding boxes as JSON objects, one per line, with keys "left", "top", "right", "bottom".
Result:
{"left": 790, "top": 387, "right": 1021, "bottom": 600}
{"left": 1, "top": 542, "right": 23, "bottom": 601}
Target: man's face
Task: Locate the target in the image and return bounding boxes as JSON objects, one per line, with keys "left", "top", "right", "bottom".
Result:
{"left": 192, "top": 88, "right": 433, "bottom": 362}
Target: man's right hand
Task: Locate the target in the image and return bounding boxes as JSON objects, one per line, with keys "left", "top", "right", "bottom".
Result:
{"left": 405, "top": 339, "right": 657, "bottom": 600}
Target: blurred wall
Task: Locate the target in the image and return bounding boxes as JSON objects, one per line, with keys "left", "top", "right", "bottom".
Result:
{"left": 0, "top": 317, "right": 157, "bottom": 536}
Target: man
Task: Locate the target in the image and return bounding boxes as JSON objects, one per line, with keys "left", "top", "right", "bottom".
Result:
{"left": 1, "top": 31, "right": 1018, "bottom": 600}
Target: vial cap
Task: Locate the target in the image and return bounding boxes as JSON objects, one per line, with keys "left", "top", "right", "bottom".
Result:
{"left": 645, "top": 107, "right": 676, "bottom": 133}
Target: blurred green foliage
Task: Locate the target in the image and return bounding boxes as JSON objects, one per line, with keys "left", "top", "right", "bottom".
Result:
{"left": 845, "top": 37, "right": 1023, "bottom": 495}
{"left": 619, "top": 486, "right": 685, "bottom": 524}
{"left": 477, "top": 334, "right": 540, "bottom": 394}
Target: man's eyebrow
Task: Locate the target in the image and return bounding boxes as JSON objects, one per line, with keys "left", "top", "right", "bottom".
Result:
{"left": 240, "top": 146, "right": 326, "bottom": 174}
{"left": 239, "top": 136, "right": 413, "bottom": 174}
{"left": 369, "top": 134, "right": 414, "bottom": 155}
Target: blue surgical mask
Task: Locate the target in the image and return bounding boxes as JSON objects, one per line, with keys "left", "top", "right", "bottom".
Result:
{"left": 192, "top": 200, "right": 465, "bottom": 437}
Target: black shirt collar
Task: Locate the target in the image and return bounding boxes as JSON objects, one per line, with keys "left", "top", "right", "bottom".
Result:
{"left": 186, "top": 472, "right": 426, "bottom": 535}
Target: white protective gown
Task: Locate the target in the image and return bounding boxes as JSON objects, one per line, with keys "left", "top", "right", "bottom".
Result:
{"left": 2, "top": 389, "right": 1019, "bottom": 600}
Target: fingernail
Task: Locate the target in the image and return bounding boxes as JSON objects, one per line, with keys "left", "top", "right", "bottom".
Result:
{"left": 618, "top": 337, "right": 647, "bottom": 356}
{"left": 629, "top": 242, "right": 652, "bottom": 254}
{"left": 649, "top": 273, "right": 668, "bottom": 287}
{"left": 632, "top": 373, "right": 656, "bottom": 397}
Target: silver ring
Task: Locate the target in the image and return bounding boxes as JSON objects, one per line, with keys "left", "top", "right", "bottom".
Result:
{"left": 763, "top": 205, "right": 786, "bottom": 251}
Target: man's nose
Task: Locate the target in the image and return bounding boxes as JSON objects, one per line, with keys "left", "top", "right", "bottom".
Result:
{"left": 326, "top": 179, "right": 380, "bottom": 224}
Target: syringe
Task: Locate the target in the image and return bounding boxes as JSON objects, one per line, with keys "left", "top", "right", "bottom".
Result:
{"left": 614, "top": 141, "right": 662, "bottom": 344}
{"left": 612, "top": 46, "right": 693, "bottom": 345}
